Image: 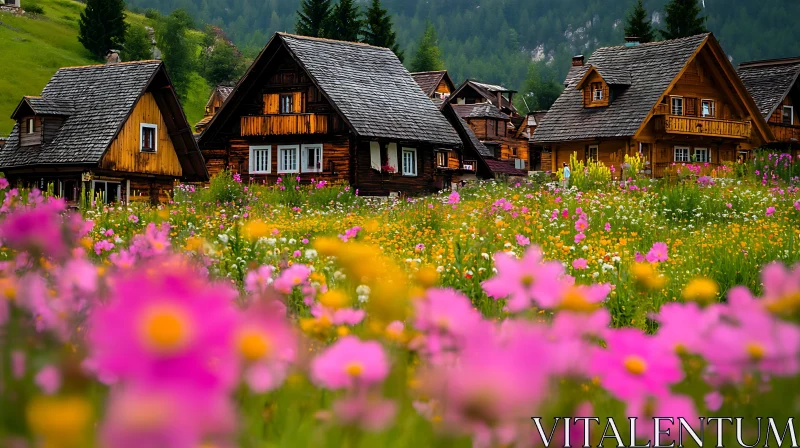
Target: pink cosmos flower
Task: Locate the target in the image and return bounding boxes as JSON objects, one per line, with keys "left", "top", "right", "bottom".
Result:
{"left": 574, "top": 233, "right": 586, "bottom": 244}
{"left": 0, "top": 199, "right": 69, "bottom": 259}
{"left": 237, "top": 301, "right": 297, "bottom": 393}
{"left": 94, "top": 240, "right": 115, "bottom": 255}
{"left": 765, "top": 206, "right": 776, "bottom": 217}
{"left": 332, "top": 395, "right": 397, "bottom": 431}
{"left": 310, "top": 336, "right": 389, "bottom": 390}
{"left": 575, "top": 218, "right": 588, "bottom": 233}
{"left": 273, "top": 264, "right": 311, "bottom": 294}
{"left": 87, "top": 258, "right": 240, "bottom": 390}
{"left": 447, "top": 190, "right": 461, "bottom": 205}
{"left": 34, "top": 365, "right": 61, "bottom": 395}
{"left": 311, "top": 304, "right": 366, "bottom": 326}
{"left": 652, "top": 303, "right": 719, "bottom": 355}
{"left": 635, "top": 251, "right": 646, "bottom": 263}
{"left": 627, "top": 394, "right": 699, "bottom": 443}
{"left": 590, "top": 328, "right": 683, "bottom": 401}
{"left": 482, "top": 246, "right": 566, "bottom": 312}
{"left": 760, "top": 261, "right": 800, "bottom": 304}
{"left": 795, "top": 201, "right": 800, "bottom": 211}
{"left": 0, "top": 178, "right": 8, "bottom": 190}
{"left": 572, "top": 258, "right": 588, "bottom": 270}
{"left": 339, "top": 226, "right": 362, "bottom": 242}
{"left": 646, "top": 242, "right": 669, "bottom": 263}
{"left": 515, "top": 234, "right": 530, "bottom": 246}
{"left": 413, "top": 288, "right": 483, "bottom": 358}
{"left": 604, "top": 222, "right": 611, "bottom": 232}
{"left": 244, "top": 265, "right": 274, "bottom": 295}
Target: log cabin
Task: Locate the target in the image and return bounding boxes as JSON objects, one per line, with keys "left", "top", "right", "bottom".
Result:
{"left": 0, "top": 61, "right": 208, "bottom": 203}
{"left": 197, "top": 33, "right": 462, "bottom": 196}
{"left": 412, "top": 71, "right": 456, "bottom": 104}
{"left": 738, "top": 57, "right": 800, "bottom": 156}
{"left": 450, "top": 79, "right": 519, "bottom": 117}
{"left": 195, "top": 85, "right": 234, "bottom": 133}
{"left": 533, "top": 34, "right": 773, "bottom": 178}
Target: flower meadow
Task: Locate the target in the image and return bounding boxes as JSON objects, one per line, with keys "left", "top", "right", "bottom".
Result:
{"left": 1, "top": 168, "right": 800, "bottom": 448}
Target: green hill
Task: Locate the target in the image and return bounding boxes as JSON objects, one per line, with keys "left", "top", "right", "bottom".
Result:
{"left": 0, "top": 0, "right": 208, "bottom": 136}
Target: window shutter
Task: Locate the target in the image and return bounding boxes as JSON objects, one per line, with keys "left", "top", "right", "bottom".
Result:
{"left": 686, "top": 98, "right": 697, "bottom": 117}
{"left": 264, "top": 94, "right": 279, "bottom": 114}
{"left": 370, "top": 141, "right": 381, "bottom": 170}
{"left": 293, "top": 92, "right": 303, "bottom": 113}
{"left": 387, "top": 143, "right": 399, "bottom": 171}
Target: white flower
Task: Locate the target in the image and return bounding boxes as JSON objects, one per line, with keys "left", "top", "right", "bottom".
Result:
{"left": 288, "top": 238, "right": 297, "bottom": 245}
{"left": 481, "top": 253, "right": 490, "bottom": 260}
{"left": 436, "top": 266, "right": 445, "bottom": 273}
{"left": 356, "top": 285, "right": 371, "bottom": 296}
{"left": 304, "top": 249, "right": 318, "bottom": 259}
{"left": 218, "top": 234, "right": 229, "bottom": 244}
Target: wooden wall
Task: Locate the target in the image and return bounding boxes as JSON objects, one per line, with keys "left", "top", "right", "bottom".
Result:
{"left": 100, "top": 92, "right": 183, "bottom": 177}
{"left": 18, "top": 116, "right": 42, "bottom": 147}
{"left": 666, "top": 58, "right": 737, "bottom": 120}
{"left": 354, "top": 140, "right": 438, "bottom": 196}
{"left": 582, "top": 72, "right": 610, "bottom": 108}
{"left": 436, "top": 80, "right": 451, "bottom": 95}
{"left": 769, "top": 96, "right": 795, "bottom": 125}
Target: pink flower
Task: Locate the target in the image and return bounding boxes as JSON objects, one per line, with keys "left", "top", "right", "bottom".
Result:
{"left": 646, "top": 242, "right": 669, "bottom": 263}
{"left": 12, "top": 350, "right": 25, "bottom": 379}
{"left": 604, "top": 222, "right": 611, "bottom": 232}
{"left": 332, "top": 395, "right": 397, "bottom": 431}
{"left": 515, "top": 234, "right": 530, "bottom": 246}
{"left": 34, "top": 365, "right": 61, "bottom": 395}
{"left": 0, "top": 199, "right": 69, "bottom": 258}
{"left": 572, "top": 258, "right": 588, "bottom": 270}
{"left": 590, "top": 328, "right": 683, "bottom": 401}
{"left": 652, "top": 303, "right": 719, "bottom": 355}
{"left": 575, "top": 218, "right": 588, "bottom": 233}
{"left": 627, "top": 394, "right": 699, "bottom": 443}
{"left": 94, "top": 240, "right": 115, "bottom": 255}
{"left": 237, "top": 301, "right": 297, "bottom": 393}
{"left": 413, "top": 288, "right": 482, "bottom": 357}
{"left": 794, "top": 201, "right": 800, "bottom": 211}
{"left": 310, "top": 336, "right": 389, "bottom": 390}
{"left": 0, "top": 178, "right": 8, "bottom": 190}
{"left": 339, "top": 226, "right": 362, "bottom": 242}
{"left": 481, "top": 246, "right": 565, "bottom": 312}
{"left": 273, "top": 264, "right": 311, "bottom": 294}
{"left": 574, "top": 232, "right": 586, "bottom": 244}
{"left": 244, "top": 265, "right": 274, "bottom": 295}
{"left": 765, "top": 206, "right": 775, "bottom": 217}
{"left": 87, "top": 258, "right": 240, "bottom": 390}
{"left": 634, "top": 251, "right": 646, "bottom": 263}
{"left": 447, "top": 190, "right": 461, "bottom": 204}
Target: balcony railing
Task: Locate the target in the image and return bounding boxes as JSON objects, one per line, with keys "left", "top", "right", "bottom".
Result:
{"left": 240, "top": 114, "right": 333, "bottom": 136}
{"left": 654, "top": 115, "right": 752, "bottom": 139}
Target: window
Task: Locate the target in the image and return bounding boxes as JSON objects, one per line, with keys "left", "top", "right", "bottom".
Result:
{"left": 277, "top": 145, "right": 299, "bottom": 173}
{"left": 401, "top": 148, "right": 417, "bottom": 176}
{"left": 249, "top": 145, "right": 271, "bottom": 174}
{"left": 671, "top": 97, "right": 684, "bottom": 116}
{"left": 784, "top": 106, "right": 794, "bottom": 125}
{"left": 140, "top": 123, "right": 157, "bottom": 152}
{"left": 701, "top": 99, "right": 716, "bottom": 118}
{"left": 587, "top": 145, "right": 598, "bottom": 162}
{"left": 593, "top": 84, "right": 604, "bottom": 101}
{"left": 280, "top": 94, "right": 294, "bottom": 114}
{"left": 693, "top": 147, "right": 709, "bottom": 163}
{"left": 92, "top": 181, "right": 120, "bottom": 204}
{"left": 26, "top": 118, "right": 35, "bottom": 134}
{"left": 301, "top": 144, "right": 323, "bottom": 173}
{"left": 674, "top": 146, "right": 690, "bottom": 162}
{"left": 436, "top": 152, "right": 447, "bottom": 167}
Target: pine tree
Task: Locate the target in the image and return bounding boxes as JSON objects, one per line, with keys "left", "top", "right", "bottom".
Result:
{"left": 362, "top": 0, "right": 403, "bottom": 61}
{"left": 122, "top": 24, "right": 153, "bottom": 62}
{"left": 624, "top": 0, "right": 655, "bottom": 43}
{"left": 329, "top": 0, "right": 362, "bottom": 42}
{"left": 78, "top": 0, "right": 128, "bottom": 59}
{"left": 661, "top": 0, "right": 707, "bottom": 40}
{"left": 295, "top": 0, "right": 332, "bottom": 38}
{"left": 410, "top": 22, "right": 443, "bottom": 72}
{"left": 157, "top": 9, "right": 196, "bottom": 99}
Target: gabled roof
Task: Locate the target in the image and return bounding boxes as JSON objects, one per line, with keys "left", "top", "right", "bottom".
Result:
{"left": 12, "top": 96, "right": 75, "bottom": 119}
{"left": 200, "top": 33, "right": 461, "bottom": 147}
{"left": 575, "top": 65, "right": 631, "bottom": 89}
{"left": 411, "top": 71, "right": 455, "bottom": 98}
{"left": 0, "top": 61, "right": 207, "bottom": 181}
{"left": 450, "top": 80, "right": 517, "bottom": 113}
{"left": 452, "top": 103, "right": 510, "bottom": 120}
{"left": 471, "top": 80, "right": 516, "bottom": 93}
{"left": 534, "top": 33, "right": 772, "bottom": 144}
{"left": 205, "top": 85, "right": 234, "bottom": 110}
{"left": 738, "top": 57, "right": 800, "bottom": 119}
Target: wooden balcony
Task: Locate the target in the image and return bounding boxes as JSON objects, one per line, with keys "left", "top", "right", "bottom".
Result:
{"left": 770, "top": 123, "right": 800, "bottom": 143}
{"left": 240, "top": 114, "right": 335, "bottom": 137}
{"left": 654, "top": 115, "right": 752, "bottom": 139}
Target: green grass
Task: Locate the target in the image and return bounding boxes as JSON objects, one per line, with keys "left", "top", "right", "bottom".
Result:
{"left": 0, "top": 0, "right": 207, "bottom": 136}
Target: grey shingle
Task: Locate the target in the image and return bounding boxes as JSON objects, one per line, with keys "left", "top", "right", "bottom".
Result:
{"left": 534, "top": 34, "right": 709, "bottom": 143}
{"left": 452, "top": 103, "right": 509, "bottom": 120}
{"left": 411, "top": 71, "right": 452, "bottom": 98}
{"left": 738, "top": 58, "right": 800, "bottom": 119}
{"left": 15, "top": 96, "right": 75, "bottom": 116}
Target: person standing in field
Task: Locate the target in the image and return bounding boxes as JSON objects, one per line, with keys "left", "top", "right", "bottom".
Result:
{"left": 562, "top": 162, "right": 571, "bottom": 189}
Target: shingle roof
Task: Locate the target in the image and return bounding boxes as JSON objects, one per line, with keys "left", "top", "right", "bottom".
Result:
{"left": 453, "top": 114, "right": 491, "bottom": 157}
{"left": 278, "top": 34, "right": 460, "bottom": 146}
{"left": 0, "top": 61, "right": 162, "bottom": 166}
{"left": 484, "top": 158, "right": 527, "bottom": 176}
{"left": 534, "top": 34, "right": 709, "bottom": 143}
{"left": 451, "top": 80, "right": 517, "bottom": 114}
{"left": 471, "top": 80, "right": 515, "bottom": 93}
{"left": 205, "top": 85, "right": 233, "bottom": 110}
{"left": 737, "top": 58, "right": 800, "bottom": 119}
{"left": 14, "top": 96, "right": 75, "bottom": 117}
{"left": 411, "top": 71, "right": 449, "bottom": 97}
{"left": 452, "top": 103, "right": 509, "bottom": 120}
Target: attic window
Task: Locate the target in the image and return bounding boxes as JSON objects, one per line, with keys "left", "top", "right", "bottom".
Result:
{"left": 26, "top": 118, "right": 35, "bottom": 134}
{"left": 784, "top": 106, "right": 794, "bottom": 125}
{"left": 593, "top": 85, "right": 604, "bottom": 101}
{"left": 280, "top": 94, "right": 294, "bottom": 114}
{"left": 671, "top": 97, "right": 684, "bottom": 116}
{"left": 140, "top": 123, "right": 157, "bottom": 153}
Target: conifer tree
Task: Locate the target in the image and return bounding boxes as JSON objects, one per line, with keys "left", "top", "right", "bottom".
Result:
{"left": 295, "top": 0, "right": 332, "bottom": 38}
{"left": 661, "top": 0, "right": 707, "bottom": 40}
{"left": 362, "top": 0, "right": 403, "bottom": 61}
{"left": 122, "top": 24, "right": 153, "bottom": 62}
{"left": 329, "top": 0, "right": 362, "bottom": 42}
{"left": 78, "top": 0, "right": 128, "bottom": 59}
{"left": 410, "top": 22, "right": 444, "bottom": 73}
{"left": 624, "top": 0, "right": 655, "bottom": 43}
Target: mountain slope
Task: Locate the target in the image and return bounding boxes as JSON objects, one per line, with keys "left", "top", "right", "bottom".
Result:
{"left": 0, "top": 0, "right": 208, "bottom": 136}
{"left": 124, "top": 0, "right": 800, "bottom": 95}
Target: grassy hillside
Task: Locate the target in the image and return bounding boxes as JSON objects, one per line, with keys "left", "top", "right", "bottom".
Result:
{"left": 0, "top": 0, "right": 207, "bottom": 136}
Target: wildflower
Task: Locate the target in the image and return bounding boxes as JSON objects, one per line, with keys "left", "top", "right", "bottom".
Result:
{"left": 575, "top": 218, "right": 588, "bottom": 232}
{"left": 482, "top": 245, "right": 565, "bottom": 312}
{"left": 27, "top": 395, "right": 93, "bottom": 448}
{"left": 332, "top": 395, "right": 397, "bottom": 431}
{"left": 682, "top": 277, "right": 719, "bottom": 304}
{"left": 765, "top": 206, "right": 776, "bottom": 217}
{"left": 0, "top": 199, "right": 69, "bottom": 259}
{"left": 604, "top": 222, "right": 611, "bottom": 232}
{"left": 34, "top": 365, "right": 62, "bottom": 395}
{"left": 237, "top": 302, "right": 297, "bottom": 393}
{"left": 627, "top": 394, "right": 699, "bottom": 443}
{"left": 645, "top": 242, "right": 668, "bottom": 263}
{"left": 447, "top": 190, "right": 460, "bottom": 205}
{"left": 243, "top": 220, "right": 270, "bottom": 240}
{"left": 572, "top": 258, "right": 588, "bottom": 270}
{"left": 310, "top": 336, "right": 389, "bottom": 390}
{"left": 574, "top": 233, "right": 586, "bottom": 244}
{"left": 515, "top": 234, "right": 530, "bottom": 246}
{"left": 273, "top": 264, "right": 311, "bottom": 294}
{"left": 244, "top": 265, "right": 274, "bottom": 295}
{"left": 319, "top": 289, "right": 351, "bottom": 310}
{"left": 760, "top": 262, "right": 800, "bottom": 315}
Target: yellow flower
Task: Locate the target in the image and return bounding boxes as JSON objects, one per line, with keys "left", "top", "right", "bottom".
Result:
{"left": 319, "top": 289, "right": 351, "bottom": 310}
{"left": 26, "top": 396, "right": 93, "bottom": 448}
{"left": 243, "top": 220, "right": 270, "bottom": 241}
{"left": 631, "top": 263, "right": 666, "bottom": 290}
{"left": 682, "top": 278, "right": 719, "bottom": 304}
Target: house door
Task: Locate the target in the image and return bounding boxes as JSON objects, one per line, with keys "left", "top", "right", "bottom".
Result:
{"left": 92, "top": 180, "right": 121, "bottom": 203}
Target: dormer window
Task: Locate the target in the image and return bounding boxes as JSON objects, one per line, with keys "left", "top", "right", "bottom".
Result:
{"left": 593, "top": 86, "right": 604, "bottom": 101}
{"left": 26, "top": 118, "right": 35, "bottom": 134}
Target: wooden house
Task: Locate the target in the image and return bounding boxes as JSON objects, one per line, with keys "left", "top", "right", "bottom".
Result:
{"left": 533, "top": 34, "right": 773, "bottom": 177}
{"left": 195, "top": 85, "right": 234, "bottom": 133}
{"left": 738, "top": 58, "right": 800, "bottom": 155}
{"left": 526, "top": 111, "right": 550, "bottom": 171}
{"left": 450, "top": 80, "right": 519, "bottom": 117}
{"left": 412, "top": 71, "right": 456, "bottom": 103}
{"left": 0, "top": 61, "right": 208, "bottom": 203}
{"left": 197, "top": 33, "right": 462, "bottom": 196}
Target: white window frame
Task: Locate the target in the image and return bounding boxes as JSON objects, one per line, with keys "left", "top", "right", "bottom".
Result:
{"left": 674, "top": 146, "right": 690, "bottom": 163}
{"left": 593, "top": 88, "right": 603, "bottom": 101}
{"left": 784, "top": 106, "right": 794, "bottom": 125}
{"left": 671, "top": 96, "right": 684, "bottom": 116}
{"left": 300, "top": 143, "right": 323, "bottom": 173}
{"left": 140, "top": 123, "right": 158, "bottom": 153}
{"left": 249, "top": 145, "right": 272, "bottom": 174}
{"left": 280, "top": 94, "right": 294, "bottom": 114}
{"left": 277, "top": 145, "right": 300, "bottom": 174}
{"left": 693, "top": 147, "right": 709, "bottom": 163}
{"left": 587, "top": 145, "right": 599, "bottom": 162}
{"left": 26, "top": 118, "right": 35, "bottom": 134}
{"left": 401, "top": 147, "right": 417, "bottom": 177}
{"left": 701, "top": 99, "right": 716, "bottom": 118}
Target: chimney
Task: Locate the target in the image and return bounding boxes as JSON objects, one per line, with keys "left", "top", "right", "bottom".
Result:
{"left": 572, "top": 55, "right": 585, "bottom": 67}
{"left": 624, "top": 36, "right": 640, "bottom": 47}
{"left": 105, "top": 50, "right": 121, "bottom": 65}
